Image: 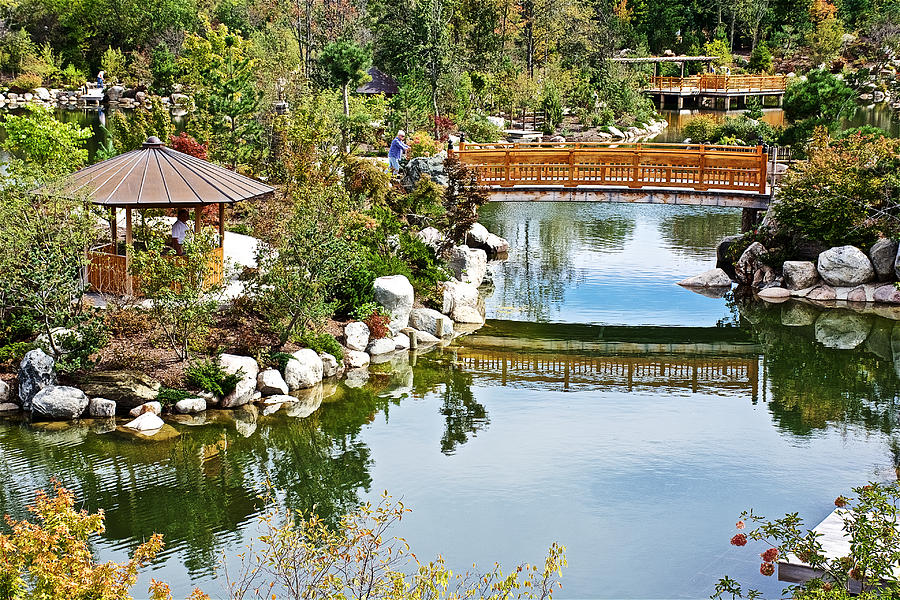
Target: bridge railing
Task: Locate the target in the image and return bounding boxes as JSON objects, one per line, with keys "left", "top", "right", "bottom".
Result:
{"left": 648, "top": 74, "right": 787, "bottom": 92}
{"left": 454, "top": 142, "right": 769, "bottom": 194}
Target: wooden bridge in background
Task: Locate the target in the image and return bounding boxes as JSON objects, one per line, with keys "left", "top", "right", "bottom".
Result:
{"left": 647, "top": 74, "right": 788, "bottom": 109}
{"left": 454, "top": 142, "right": 771, "bottom": 227}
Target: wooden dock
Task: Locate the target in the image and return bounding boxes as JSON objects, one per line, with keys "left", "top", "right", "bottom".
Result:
{"left": 646, "top": 74, "right": 787, "bottom": 110}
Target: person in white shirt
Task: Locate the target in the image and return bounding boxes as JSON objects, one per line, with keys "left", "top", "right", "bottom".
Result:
{"left": 170, "top": 209, "right": 191, "bottom": 255}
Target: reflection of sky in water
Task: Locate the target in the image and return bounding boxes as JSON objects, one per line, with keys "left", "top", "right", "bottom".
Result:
{"left": 480, "top": 202, "right": 741, "bottom": 326}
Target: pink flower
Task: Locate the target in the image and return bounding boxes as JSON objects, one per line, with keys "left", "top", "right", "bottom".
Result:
{"left": 735, "top": 520, "right": 745, "bottom": 530}
{"left": 760, "top": 562, "right": 775, "bottom": 576}
{"left": 761, "top": 548, "right": 778, "bottom": 562}
{"left": 730, "top": 534, "right": 747, "bottom": 547}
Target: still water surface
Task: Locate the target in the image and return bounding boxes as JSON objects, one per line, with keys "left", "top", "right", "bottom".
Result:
{"left": 3, "top": 202, "right": 900, "bottom": 599}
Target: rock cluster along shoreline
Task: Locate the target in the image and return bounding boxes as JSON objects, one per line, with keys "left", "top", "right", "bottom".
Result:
{"left": 679, "top": 236, "right": 900, "bottom": 317}
{"left": 0, "top": 223, "right": 510, "bottom": 438}
{"left": 0, "top": 85, "right": 191, "bottom": 114}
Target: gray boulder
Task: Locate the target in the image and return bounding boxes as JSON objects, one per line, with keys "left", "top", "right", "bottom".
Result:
{"left": 409, "top": 308, "right": 454, "bottom": 338}
{"left": 18, "top": 349, "right": 57, "bottom": 409}
{"left": 758, "top": 287, "right": 791, "bottom": 301}
{"left": 677, "top": 268, "right": 732, "bottom": 288}
{"left": 783, "top": 261, "right": 820, "bottom": 290}
{"left": 870, "top": 239, "right": 898, "bottom": 281}
{"left": 218, "top": 354, "right": 259, "bottom": 408}
{"left": 416, "top": 227, "right": 444, "bottom": 250}
{"left": 366, "top": 337, "right": 397, "bottom": 356}
{"left": 448, "top": 245, "right": 488, "bottom": 287}
{"left": 735, "top": 242, "right": 767, "bottom": 285}
{"left": 284, "top": 349, "right": 323, "bottom": 390}
{"left": 31, "top": 386, "right": 89, "bottom": 420}
{"left": 874, "top": 285, "right": 900, "bottom": 304}
{"left": 34, "top": 87, "right": 51, "bottom": 101}
{"left": 817, "top": 246, "right": 875, "bottom": 286}
{"left": 80, "top": 370, "right": 160, "bottom": 409}
{"left": 257, "top": 369, "right": 289, "bottom": 396}
{"left": 807, "top": 284, "right": 837, "bottom": 301}
{"left": 485, "top": 234, "right": 510, "bottom": 256}
{"left": 346, "top": 350, "right": 370, "bottom": 369}
{"left": 814, "top": 311, "right": 873, "bottom": 349}
{"left": 0, "top": 403, "right": 19, "bottom": 412}
{"left": 35, "top": 327, "right": 83, "bottom": 357}
{"left": 401, "top": 156, "right": 448, "bottom": 191}
{"left": 106, "top": 85, "right": 124, "bottom": 102}
{"left": 88, "top": 398, "right": 116, "bottom": 418}
{"left": 441, "top": 280, "right": 485, "bottom": 324}
{"left": 373, "top": 275, "right": 414, "bottom": 332}
{"left": 344, "top": 321, "right": 370, "bottom": 352}
{"left": 0, "top": 379, "right": 8, "bottom": 403}
{"left": 175, "top": 397, "right": 207, "bottom": 414}
{"left": 319, "top": 353, "right": 342, "bottom": 378}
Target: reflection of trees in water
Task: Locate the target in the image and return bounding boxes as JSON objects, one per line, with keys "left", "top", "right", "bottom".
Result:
{"left": 0, "top": 357, "right": 489, "bottom": 577}
{"left": 657, "top": 209, "right": 740, "bottom": 260}
{"left": 413, "top": 354, "right": 489, "bottom": 455}
{"left": 737, "top": 300, "right": 900, "bottom": 439}
{"left": 480, "top": 203, "right": 634, "bottom": 322}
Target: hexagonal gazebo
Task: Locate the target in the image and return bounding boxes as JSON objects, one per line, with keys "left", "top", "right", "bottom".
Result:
{"left": 54, "top": 136, "right": 274, "bottom": 296}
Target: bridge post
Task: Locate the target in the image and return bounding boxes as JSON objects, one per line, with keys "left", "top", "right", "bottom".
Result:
{"left": 741, "top": 208, "right": 760, "bottom": 232}
{"left": 758, "top": 145, "right": 768, "bottom": 195}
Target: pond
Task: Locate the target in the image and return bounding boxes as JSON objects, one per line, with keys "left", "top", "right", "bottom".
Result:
{"left": 3, "top": 201, "right": 900, "bottom": 598}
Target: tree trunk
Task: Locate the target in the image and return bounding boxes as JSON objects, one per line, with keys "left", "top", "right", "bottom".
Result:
{"left": 343, "top": 82, "right": 350, "bottom": 117}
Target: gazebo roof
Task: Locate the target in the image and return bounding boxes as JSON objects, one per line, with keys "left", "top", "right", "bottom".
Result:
{"left": 356, "top": 67, "right": 399, "bottom": 95}
{"left": 52, "top": 137, "right": 275, "bottom": 208}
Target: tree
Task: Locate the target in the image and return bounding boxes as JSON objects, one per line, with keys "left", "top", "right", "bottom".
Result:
{"left": 0, "top": 482, "right": 207, "bottom": 600}
{"left": 108, "top": 97, "right": 175, "bottom": 154}
{"left": 0, "top": 187, "right": 97, "bottom": 357}
{"left": 318, "top": 39, "right": 370, "bottom": 117}
{"left": 0, "top": 105, "right": 90, "bottom": 176}
{"left": 783, "top": 69, "right": 856, "bottom": 125}
{"left": 748, "top": 41, "right": 772, "bottom": 73}
{"left": 180, "top": 24, "right": 264, "bottom": 170}
{"left": 131, "top": 232, "right": 226, "bottom": 360}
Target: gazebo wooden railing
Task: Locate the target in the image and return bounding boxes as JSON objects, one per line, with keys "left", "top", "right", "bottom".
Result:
{"left": 454, "top": 142, "right": 769, "bottom": 194}
{"left": 648, "top": 74, "right": 787, "bottom": 92}
{"left": 87, "top": 244, "right": 225, "bottom": 296}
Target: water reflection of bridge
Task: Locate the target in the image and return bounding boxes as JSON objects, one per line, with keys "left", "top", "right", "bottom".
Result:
{"left": 455, "top": 321, "right": 762, "bottom": 399}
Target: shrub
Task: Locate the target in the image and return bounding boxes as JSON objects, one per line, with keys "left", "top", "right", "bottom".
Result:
{"left": 748, "top": 42, "right": 773, "bottom": 73}
{"left": 408, "top": 130, "right": 440, "bottom": 158}
{"left": 169, "top": 132, "right": 208, "bottom": 160}
{"left": 362, "top": 307, "right": 391, "bottom": 339}
{"left": 428, "top": 114, "right": 455, "bottom": 141}
{"left": 156, "top": 387, "right": 192, "bottom": 407}
{"left": 682, "top": 115, "right": 719, "bottom": 143}
{"left": 458, "top": 112, "right": 503, "bottom": 143}
{"left": 0, "top": 341, "right": 34, "bottom": 369}
{"left": 266, "top": 351, "right": 296, "bottom": 374}
{"left": 541, "top": 80, "right": 564, "bottom": 134}
{"left": 0, "top": 312, "right": 36, "bottom": 345}
{"left": 296, "top": 331, "right": 344, "bottom": 361}
{"left": 54, "top": 316, "right": 109, "bottom": 375}
{"left": 184, "top": 357, "right": 242, "bottom": 397}
{"left": 59, "top": 64, "right": 86, "bottom": 88}
{"left": 9, "top": 72, "right": 41, "bottom": 91}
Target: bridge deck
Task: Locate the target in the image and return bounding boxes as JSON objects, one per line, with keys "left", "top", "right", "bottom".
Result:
{"left": 647, "top": 74, "right": 787, "bottom": 96}
{"left": 483, "top": 185, "right": 769, "bottom": 208}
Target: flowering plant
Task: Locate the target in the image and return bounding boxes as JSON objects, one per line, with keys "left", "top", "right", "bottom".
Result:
{"left": 713, "top": 481, "right": 900, "bottom": 600}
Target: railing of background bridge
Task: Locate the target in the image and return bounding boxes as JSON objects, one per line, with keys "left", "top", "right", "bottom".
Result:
{"left": 453, "top": 141, "right": 769, "bottom": 194}
{"left": 648, "top": 74, "right": 788, "bottom": 92}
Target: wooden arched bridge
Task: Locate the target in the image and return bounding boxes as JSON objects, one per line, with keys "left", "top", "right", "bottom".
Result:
{"left": 454, "top": 141, "right": 773, "bottom": 230}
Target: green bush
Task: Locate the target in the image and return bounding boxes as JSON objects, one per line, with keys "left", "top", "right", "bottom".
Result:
{"left": 458, "top": 112, "right": 503, "bottom": 143}
{"left": 156, "top": 387, "right": 192, "bottom": 407}
{"left": 0, "top": 341, "right": 34, "bottom": 368}
{"left": 9, "top": 73, "right": 42, "bottom": 91}
{"left": 682, "top": 115, "right": 718, "bottom": 143}
{"left": 54, "top": 317, "right": 109, "bottom": 375}
{"left": 296, "top": 331, "right": 344, "bottom": 361}
{"left": 748, "top": 42, "right": 772, "bottom": 74}
{"left": 0, "top": 312, "right": 36, "bottom": 345}
{"left": 184, "top": 357, "right": 243, "bottom": 397}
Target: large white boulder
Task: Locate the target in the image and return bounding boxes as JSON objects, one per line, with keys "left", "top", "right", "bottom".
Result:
{"left": 677, "top": 268, "right": 732, "bottom": 288}
{"left": 175, "top": 397, "right": 207, "bottom": 414}
{"left": 448, "top": 245, "right": 488, "bottom": 287}
{"left": 466, "top": 223, "right": 490, "bottom": 246}
{"left": 346, "top": 350, "right": 370, "bottom": 369}
{"left": 18, "top": 349, "right": 57, "bottom": 409}
{"left": 344, "top": 321, "right": 370, "bottom": 352}
{"left": 783, "top": 261, "right": 820, "bottom": 290}
{"left": 0, "top": 380, "right": 8, "bottom": 403}
{"left": 257, "top": 369, "right": 289, "bottom": 396}
{"left": 817, "top": 246, "right": 875, "bottom": 287}
{"left": 129, "top": 401, "right": 162, "bottom": 417}
{"left": 367, "top": 338, "right": 397, "bottom": 356}
{"left": 416, "top": 227, "right": 444, "bottom": 250}
{"left": 409, "top": 308, "right": 454, "bottom": 338}
{"left": 218, "top": 354, "right": 259, "bottom": 408}
{"left": 30, "top": 386, "right": 89, "bottom": 420}
{"left": 284, "top": 349, "right": 323, "bottom": 390}
{"left": 373, "top": 275, "right": 415, "bottom": 332}
{"left": 441, "top": 280, "right": 485, "bottom": 324}
{"left": 125, "top": 412, "right": 165, "bottom": 432}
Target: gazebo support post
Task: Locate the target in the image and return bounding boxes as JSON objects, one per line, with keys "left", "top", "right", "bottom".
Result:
{"left": 194, "top": 208, "right": 202, "bottom": 235}
{"left": 125, "top": 207, "right": 133, "bottom": 296}
{"left": 109, "top": 207, "right": 116, "bottom": 249}
{"left": 218, "top": 203, "right": 225, "bottom": 248}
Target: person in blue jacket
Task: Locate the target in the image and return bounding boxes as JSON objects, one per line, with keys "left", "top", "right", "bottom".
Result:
{"left": 388, "top": 130, "right": 410, "bottom": 175}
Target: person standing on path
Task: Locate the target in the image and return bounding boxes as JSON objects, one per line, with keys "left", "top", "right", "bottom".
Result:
{"left": 388, "top": 130, "right": 410, "bottom": 176}
{"left": 97, "top": 71, "right": 105, "bottom": 89}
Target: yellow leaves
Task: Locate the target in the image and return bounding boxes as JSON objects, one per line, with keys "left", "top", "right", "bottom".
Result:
{"left": 809, "top": 0, "right": 837, "bottom": 23}
{"left": 613, "top": 0, "right": 632, "bottom": 23}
